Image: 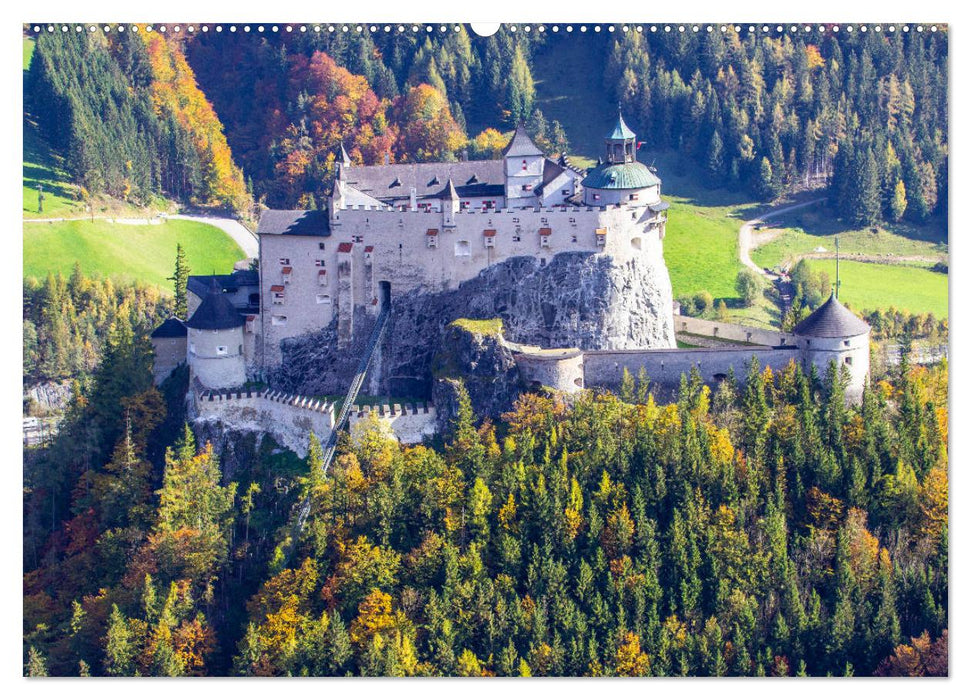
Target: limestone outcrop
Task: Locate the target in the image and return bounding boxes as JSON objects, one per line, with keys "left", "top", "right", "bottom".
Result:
{"left": 272, "top": 251, "right": 675, "bottom": 400}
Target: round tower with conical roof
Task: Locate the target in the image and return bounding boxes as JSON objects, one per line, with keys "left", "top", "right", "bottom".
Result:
{"left": 185, "top": 279, "right": 247, "bottom": 390}
{"left": 793, "top": 292, "right": 871, "bottom": 400}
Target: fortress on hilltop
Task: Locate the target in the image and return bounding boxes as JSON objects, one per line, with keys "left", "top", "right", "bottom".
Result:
{"left": 150, "top": 113, "right": 870, "bottom": 456}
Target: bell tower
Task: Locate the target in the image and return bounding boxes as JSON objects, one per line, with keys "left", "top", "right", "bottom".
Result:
{"left": 605, "top": 111, "right": 637, "bottom": 165}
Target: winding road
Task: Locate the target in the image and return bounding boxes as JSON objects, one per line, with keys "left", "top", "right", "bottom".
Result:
{"left": 738, "top": 197, "right": 826, "bottom": 279}
{"left": 24, "top": 213, "right": 259, "bottom": 259}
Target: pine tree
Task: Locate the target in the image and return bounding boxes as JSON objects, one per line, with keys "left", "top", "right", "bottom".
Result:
{"left": 170, "top": 243, "right": 190, "bottom": 319}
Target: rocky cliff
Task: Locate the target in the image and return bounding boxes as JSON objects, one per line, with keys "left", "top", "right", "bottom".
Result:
{"left": 272, "top": 251, "right": 675, "bottom": 399}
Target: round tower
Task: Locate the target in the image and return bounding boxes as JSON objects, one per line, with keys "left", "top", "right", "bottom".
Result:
{"left": 582, "top": 113, "right": 661, "bottom": 207}
{"left": 793, "top": 292, "right": 871, "bottom": 401}
{"left": 185, "top": 279, "right": 247, "bottom": 390}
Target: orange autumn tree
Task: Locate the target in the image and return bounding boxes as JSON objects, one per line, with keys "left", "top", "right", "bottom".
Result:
{"left": 139, "top": 31, "right": 250, "bottom": 212}
{"left": 395, "top": 83, "right": 466, "bottom": 162}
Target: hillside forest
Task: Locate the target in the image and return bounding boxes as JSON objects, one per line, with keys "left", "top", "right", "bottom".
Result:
{"left": 26, "top": 25, "right": 947, "bottom": 228}
{"left": 23, "top": 25, "right": 948, "bottom": 678}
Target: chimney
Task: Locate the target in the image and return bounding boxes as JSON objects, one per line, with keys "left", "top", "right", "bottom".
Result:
{"left": 461, "top": 148, "right": 469, "bottom": 162}
{"left": 409, "top": 187, "right": 417, "bottom": 212}
{"left": 383, "top": 152, "right": 390, "bottom": 165}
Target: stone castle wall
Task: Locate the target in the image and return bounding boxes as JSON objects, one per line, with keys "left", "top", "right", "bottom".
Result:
{"left": 346, "top": 402, "right": 437, "bottom": 444}
{"left": 194, "top": 389, "right": 335, "bottom": 458}
{"left": 582, "top": 346, "right": 802, "bottom": 398}
{"left": 673, "top": 314, "right": 798, "bottom": 347}
{"left": 150, "top": 337, "right": 186, "bottom": 385}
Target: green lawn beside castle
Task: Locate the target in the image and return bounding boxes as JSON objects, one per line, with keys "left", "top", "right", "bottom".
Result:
{"left": 800, "top": 259, "right": 948, "bottom": 319}
{"left": 23, "top": 219, "right": 245, "bottom": 292}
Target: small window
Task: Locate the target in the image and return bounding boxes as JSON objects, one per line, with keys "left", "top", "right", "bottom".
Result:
{"left": 562, "top": 189, "right": 569, "bottom": 195}
{"left": 629, "top": 193, "right": 638, "bottom": 201}
{"left": 512, "top": 234, "right": 521, "bottom": 242}
{"left": 352, "top": 235, "right": 364, "bottom": 243}
{"left": 523, "top": 184, "right": 533, "bottom": 192}
{"left": 571, "top": 235, "right": 578, "bottom": 243}
{"left": 315, "top": 259, "right": 325, "bottom": 267}
{"left": 216, "top": 346, "right": 228, "bottom": 356}
{"left": 316, "top": 294, "right": 332, "bottom": 304}
{"left": 271, "top": 315, "right": 287, "bottom": 326}
{"left": 845, "top": 356, "right": 853, "bottom": 366}
{"left": 843, "top": 340, "right": 851, "bottom": 347}
{"left": 279, "top": 257, "right": 290, "bottom": 265}
{"left": 318, "top": 242, "right": 326, "bottom": 250}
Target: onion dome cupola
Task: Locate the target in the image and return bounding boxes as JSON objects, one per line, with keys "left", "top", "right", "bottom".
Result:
{"left": 581, "top": 111, "right": 661, "bottom": 205}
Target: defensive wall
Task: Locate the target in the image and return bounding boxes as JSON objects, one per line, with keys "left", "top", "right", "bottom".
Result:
{"left": 346, "top": 402, "right": 438, "bottom": 444}
{"left": 582, "top": 346, "right": 801, "bottom": 397}
{"left": 194, "top": 388, "right": 335, "bottom": 458}
{"left": 192, "top": 388, "right": 437, "bottom": 455}
{"left": 673, "top": 314, "right": 798, "bottom": 347}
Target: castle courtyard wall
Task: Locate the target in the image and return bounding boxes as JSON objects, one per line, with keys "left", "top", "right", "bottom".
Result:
{"left": 582, "top": 346, "right": 802, "bottom": 396}
{"left": 346, "top": 403, "right": 437, "bottom": 444}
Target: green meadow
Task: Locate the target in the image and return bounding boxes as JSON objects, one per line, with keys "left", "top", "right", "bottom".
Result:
{"left": 23, "top": 218, "right": 245, "bottom": 292}
{"left": 801, "top": 259, "right": 948, "bottom": 319}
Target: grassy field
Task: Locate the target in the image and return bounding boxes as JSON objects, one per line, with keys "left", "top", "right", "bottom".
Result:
{"left": 23, "top": 218, "right": 245, "bottom": 291}
{"left": 750, "top": 206, "right": 947, "bottom": 271}
{"left": 24, "top": 36, "right": 34, "bottom": 70}
{"left": 802, "top": 259, "right": 948, "bottom": 319}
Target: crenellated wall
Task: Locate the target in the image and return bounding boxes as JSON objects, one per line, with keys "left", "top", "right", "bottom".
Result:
{"left": 673, "top": 314, "right": 798, "bottom": 347}
{"left": 193, "top": 388, "right": 335, "bottom": 458}
{"left": 346, "top": 402, "right": 437, "bottom": 444}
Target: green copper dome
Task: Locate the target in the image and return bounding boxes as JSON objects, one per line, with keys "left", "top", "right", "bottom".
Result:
{"left": 581, "top": 161, "right": 660, "bottom": 190}
{"left": 607, "top": 114, "right": 636, "bottom": 140}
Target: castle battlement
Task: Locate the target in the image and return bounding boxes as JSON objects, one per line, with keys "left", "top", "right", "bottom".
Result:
{"left": 198, "top": 388, "right": 335, "bottom": 414}
{"left": 349, "top": 401, "right": 433, "bottom": 417}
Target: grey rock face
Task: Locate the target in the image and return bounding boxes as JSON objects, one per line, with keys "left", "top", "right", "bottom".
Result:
{"left": 272, "top": 251, "right": 675, "bottom": 400}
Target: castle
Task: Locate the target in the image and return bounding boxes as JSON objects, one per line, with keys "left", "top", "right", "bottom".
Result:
{"left": 151, "top": 114, "right": 870, "bottom": 453}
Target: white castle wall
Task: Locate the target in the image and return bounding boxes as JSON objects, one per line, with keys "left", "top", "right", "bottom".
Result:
{"left": 346, "top": 402, "right": 437, "bottom": 444}
{"left": 513, "top": 348, "right": 585, "bottom": 393}
{"left": 194, "top": 389, "right": 336, "bottom": 458}
{"left": 258, "top": 202, "right": 670, "bottom": 366}
{"left": 674, "top": 314, "right": 798, "bottom": 347}
{"left": 582, "top": 347, "right": 803, "bottom": 394}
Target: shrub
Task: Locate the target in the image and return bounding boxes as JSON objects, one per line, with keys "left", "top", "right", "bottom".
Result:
{"left": 735, "top": 269, "right": 764, "bottom": 307}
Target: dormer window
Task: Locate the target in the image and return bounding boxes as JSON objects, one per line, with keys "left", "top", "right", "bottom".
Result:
{"left": 539, "top": 227, "right": 552, "bottom": 248}
{"left": 596, "top": 228, "right": 607, "bottom": 247}
{"left": 281, "top": 266, "right": 292, "bottom": 283}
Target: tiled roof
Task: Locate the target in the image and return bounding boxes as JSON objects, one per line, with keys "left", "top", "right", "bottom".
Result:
{"left": 793, "top": 293, "right": 871, "bottom": 338}
{"left": 344, "top": 160, "right": 506, "bottom": 202}
{"left": 151, "top": 317, "right": 187, "bottom": 338}
{"left": 483, "top": 229, "right": 497, "bottom": 237}
{"left": 186, "top": 279, "right": 245, "bottom": 330}
{"left": 502, "top": 124, "right": 544, "bottom": 158}
{"left": 187, "top": 269, "right": 259, "bottom": 299}
{"left": 337, "top": 242, "right": 353, "bottom": 253}
{"left": 426, "top": 229, "right": 439, "bottom": 236}
{"left": 270, "top": 285, "right": 285, "bottom": 292}
{"left": 257, "top": 209, "right": 331, "bottom": 237}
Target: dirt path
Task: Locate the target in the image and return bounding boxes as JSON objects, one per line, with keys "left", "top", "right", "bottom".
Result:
{"left": 24, "top": 213, "right": 258, "bottom": 259}
{"left": 738, "top": 198, "right": 827, "bottom": 279}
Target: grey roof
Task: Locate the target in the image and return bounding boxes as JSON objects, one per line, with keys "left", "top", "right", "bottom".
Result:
{"left": 338, "top": 142, "right": 351, "bottom": 166}
{"left": 257, "top": 209, "right": 331, "bottom": 237}
{"left": 441, "top": 178, "right": 459, "bottom": 200}
{"left": 535, "top": 159, "right": 567, "bottom": 196}
{"left": 151, "top": 317, "right": 187, "bottom": 338}
{"left": 185, "top": 280, "right": 245, "bottom": 331}
{"left": 344, "top": 160, "right": 507, "bottom": 201}
{"left": 502, "top": 124, "right": 544, "bottom": 158}
{"left": 607, "top": 113, "right": 636, "bottom": 140}
{"left": 793, "top": 293, "right": 871, "bottom": 338}
{"left": 582, "top": 161, "right": 660, "bottom": 190}
{"left": 187, "top": 269, "right": 259, "bottom": 300}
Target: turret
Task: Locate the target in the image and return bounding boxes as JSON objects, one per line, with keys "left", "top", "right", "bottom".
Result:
{"left": 441, "top": 178, "right": 460, "bottom": 226}
{"left": 793, "top": 292, "right": 871, "bottom": 401}
{"left": 582, "top": 113, "right": 661, "bottom": 207}
{"left": 185, "top": 279, "right": 247, "bottom": 390}
{"left": 503, "top": 124, "right": 545, "bottom": 208}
